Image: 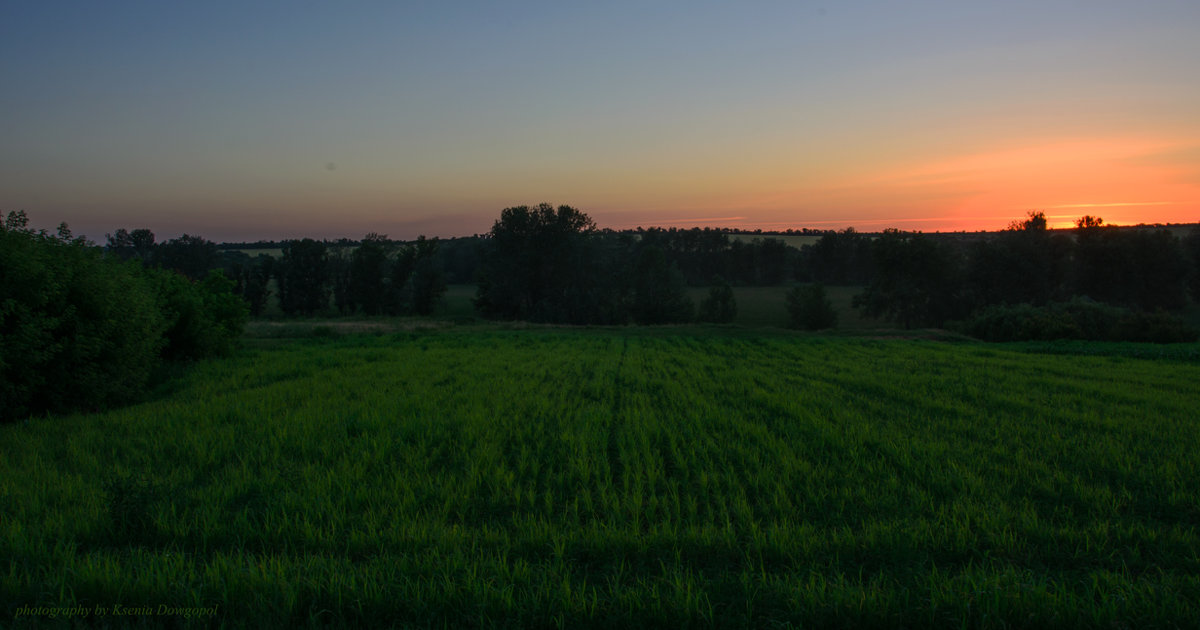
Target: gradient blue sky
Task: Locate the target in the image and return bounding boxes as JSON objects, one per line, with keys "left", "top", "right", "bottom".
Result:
{"left": 3, "top": 1, "right": 1199, "bottom": 242}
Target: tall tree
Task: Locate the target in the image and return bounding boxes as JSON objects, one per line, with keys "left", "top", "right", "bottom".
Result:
{"left": 965, "top": 211, "right": 1071, "bottom": 308}
{"left": 787, "top": 284, "right": 837, "bottom": 330}
{"left": 105, "top": 228, "right": 156, "bottom": 263}
{"left": 803, "top": 228, "right": 874, "bottom": 285}
{"left": 157, "top": 234, "right": 220, "bottom": 281}
{"left": 408, "top": 236, "right": 447, "bottom": 316}
{"left": 349, "top": 233, "right": 392, "bottom": 315}
{"left": 1074, "top": 219, "right": 1190, "bottom": 311}
{"left": 328, "top": 246, "right": 354, "bottom": 315}
{"left": 854, "top": 230, "right": 964, "bottom": 328}
{"left": 278, "top": 238, "right": 330, "bottom": 316}
{"left": 697, "top": 276, "right": 737, "bottom": 323}
{"left": 631, "top": 245, "right": 694, "bottom": 324}
{"left": 229, "top": 254, "right": 273, "bottom": 316}
{"left": 474, "top": 203, "right": 601, "bottom": 322}
{"left": 1184, "top": 227, "right": 1200, "bottom": 302}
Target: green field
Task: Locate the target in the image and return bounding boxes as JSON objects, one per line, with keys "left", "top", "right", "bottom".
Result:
{"left": 3, "top": 328, "right": 1199, "bottom": 627}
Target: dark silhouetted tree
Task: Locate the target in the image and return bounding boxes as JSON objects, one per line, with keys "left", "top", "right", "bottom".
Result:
{"left": 753, "top": 237, "right": 793, "bottom": 285}
{"left": 803, "top": 228, "right": 874, "bottom": 285}
{"left": 106, "top": 228, "right": 157, "bottom": 263}
{"left": 157, "top": 234, "right": 219, "bottom": 281}
{"left": 697, "top": 276, "right": 737, "bottom": 323}
{"left": 787, "top": 284, "right": 837, "bottom": 330}
{"left": 388, "top": 244, "right": 416, "bottom": 314}
{"left": 229, "top": 254, "right": 272, "bottom": 316}
{"left": 408, "top": 236, "right": 447, "bottom": 316}
{"left": 1073, "top": 218, "right": 1190, "bottom": 311}
{"left": 854, "top": 230, "right": 964, "bottom": 328}
{"left": 631, "top": 245, "right": 694, "bottom": 324}
{"left": 278, "top": 238, "right": 330, "bottom": 316}
{"left": 435, "top": 236, "right": 483, "bottom": 284}
{"left": 1184, "top": 227, "right": 1200, "bottom": 302}
{"left": 328, "top": 246, "right": 354, "bottom": 314}
{"left": 474, "top": 203, "right": 605, "bottom": 322}
{"left": 965, "top": 211, "right": 1071, "bottom": 308}
{"left": 350, "top": 233, "right": 392, "bottom": 315}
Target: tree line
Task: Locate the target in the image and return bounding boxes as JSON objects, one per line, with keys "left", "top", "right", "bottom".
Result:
{"left": 91, "top": 206, "right": 1200, "bottom": 338}
{"left": 473, "top": 204, "right": 734, "bottom": 325}
{"left": 106, "top": 229, "right": 448, "bottom": 318}
{"left": 110, "top": 204, "right": 1199, "bottom": 337}
{"left": 836, "top": 213, "right": 1200, "bottom": 340}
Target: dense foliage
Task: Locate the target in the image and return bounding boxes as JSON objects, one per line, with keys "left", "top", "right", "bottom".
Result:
{"left": 696, "top": 277, "right": 737, "bottom": 323}
{"left": 474, "top": 204, "right": 699, "bottom": 324}
{"left": 852, "top": 230, "right": 965, "bottom": 329}
{"left": 951, "top": 298, "right": 1198, "bottom": 343}
{"left": 90, "top": 206, "right": 1200, "bottom": 338}
{"left": 786, "top": 283, "right": 837, "bottom": 330}
{"left": 1, "top": 212, "right": 246, "bottom": 422}
{"left": 3, "top": 330, "right": 1198, "bottom": 626}
{"left": 468, "top": 205, "right": 1197, "bottom": 335}
{"left": 832, "top": 213, "right": 1198, "bottom": 338}
{"left": 150, "top": 268, "right": 250, "bottom": 360}
{"left": 630, "top": 245, "right": 694, "bottom": 324}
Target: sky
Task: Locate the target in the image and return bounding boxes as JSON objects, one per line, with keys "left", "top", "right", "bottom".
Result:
{"left": 3, "top": 1, "right": 1199, "bottom": 242}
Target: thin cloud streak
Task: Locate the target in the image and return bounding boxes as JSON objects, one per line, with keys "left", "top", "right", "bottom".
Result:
{"left": 619, "top": 216, "right": 750, "bottom": 227}
{"left": 1048, "top": 202, "right": 1178, "bottom": 208}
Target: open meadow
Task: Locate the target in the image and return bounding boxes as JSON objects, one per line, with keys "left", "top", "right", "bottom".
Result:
{"left": 3, "top": 327, "right": 1199, "bottom": 627}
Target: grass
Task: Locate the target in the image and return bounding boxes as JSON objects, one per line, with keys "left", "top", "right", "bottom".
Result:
{"left": 3, "top": 327, "right": 1199, "bottom": 627}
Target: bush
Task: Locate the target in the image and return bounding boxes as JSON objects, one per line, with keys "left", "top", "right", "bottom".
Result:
{"left": 149, "top": 268, "right": 249, "bottom": 360}
{"left": 1, "top": 214, "right": 249, "bottom": 421}
{"left": 697, "top": 277, "right": 737, "bottom": 323}
{"left": 1114, "top": 309, "right": 1199, "bottom": 343}
{"left": 952, "top": 298, "right": 1197, "bottom": 343}
{"left": 1, "top": 225, "right": 165, "bottom": 420}
{"left": 787, "top": 284, "right": 837, "bottom": 330}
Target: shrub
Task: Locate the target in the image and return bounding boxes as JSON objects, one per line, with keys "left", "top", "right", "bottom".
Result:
{"left": 697, "top": 277, "right": 737, "bottom": 323}
{"left": 787, "top": 284, "right": 837, "bottom": 330}
{"left": 149, "top": 269, "right": 211, "bottom": 361}
{"left": 1115, "top": 309, "right": 1199, "bottom": 343}
{"left": 1, "top": 224, "right": 165, "bottom": 420}
{"left": 952, "top": 298, "right": 1197, "bottom": 343}
{"left": 147, "top": 268, "right": 249, "bottom": 361}
{"left": 1, "top": 214, "right": 249, "bottom": 421}
{"left": 951, "top": 303, "right": 1083, "bottom": 342}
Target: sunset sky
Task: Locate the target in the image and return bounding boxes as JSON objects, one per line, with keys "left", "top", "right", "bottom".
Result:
{"left": 3, "top": 1, "right": 1199, "bottom": 242}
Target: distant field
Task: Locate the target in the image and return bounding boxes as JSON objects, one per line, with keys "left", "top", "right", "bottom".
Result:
{"left": 3, "top": 329, "right": 1198, "bottom": 627}
{"left": 687, "top": 284, "right": 873, "bottom": 329}
{"left": 439, "top": 284, "right": 479, "bottom": 320}
{"left": 728, "top": 233, "right": 823, "bottom": 248}
{"left": 224, "top": 248, "right": 285, "bottom": 258}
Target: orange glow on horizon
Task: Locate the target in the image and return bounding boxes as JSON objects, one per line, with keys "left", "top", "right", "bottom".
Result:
{"left": 615, "top": 136, "right": 1200, "bottom": 233}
